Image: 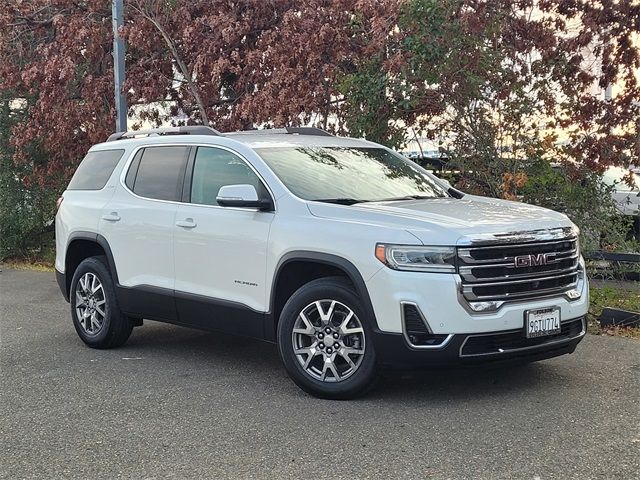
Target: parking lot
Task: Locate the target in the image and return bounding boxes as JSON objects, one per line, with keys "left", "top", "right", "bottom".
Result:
{"left": 1, "top": 268, "right": 639, "bottom": 479}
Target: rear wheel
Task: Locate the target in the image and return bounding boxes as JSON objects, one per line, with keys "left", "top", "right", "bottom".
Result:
{"left": 70, "top": 257, "right": 132, "bottom": 349}
{"left": 277, "top": 277, "right": 378, "bottom": 399}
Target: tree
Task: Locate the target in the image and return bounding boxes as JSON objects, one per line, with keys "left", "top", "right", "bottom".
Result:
{"left": 344, "top": 0, "right": 640, "bottom": 196}
{"left": 0, "top": 0, "right": 394, "bottom": 187}
{"left": 0, "top": 1, "right": 117, "bottom": 258}
{"left": 0, "top": 1, "right": 117, "bottom": 189}
{"left": 122, "top": 0, "right": 395, "bottom": 131}
{"left": 1, "top": 0, "right": 638, "bottom": 258}
{"left": 0, "top": 93, "right": 57, "bottom": 259}
{"left": 0, "top": 0, "right": 396, "bottom": 258}
{"left": 340, "top": 0, "right": 639, "bottom": 249}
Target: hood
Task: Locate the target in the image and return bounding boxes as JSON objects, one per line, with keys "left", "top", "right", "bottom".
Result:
{"left": 306, "top": 195, "right": 575, "bottom": 245}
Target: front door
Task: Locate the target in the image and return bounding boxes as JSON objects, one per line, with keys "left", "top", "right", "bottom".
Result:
{"left": 173, "top": 146, "right": 275, "bottom": 336}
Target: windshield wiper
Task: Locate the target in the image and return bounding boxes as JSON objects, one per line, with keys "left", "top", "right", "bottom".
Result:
{"left": 313, "top": 198, "right": 366, "bottom": 205}
{"left": 374, "top": 195, "right": 438, "bottom": 202}
{"left": 313, "top": 194, "right": 447, "bottom": 205}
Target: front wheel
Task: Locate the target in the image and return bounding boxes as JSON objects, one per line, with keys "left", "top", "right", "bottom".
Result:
{"left": 277, "top": 277, "right": 378, "bottom": 399}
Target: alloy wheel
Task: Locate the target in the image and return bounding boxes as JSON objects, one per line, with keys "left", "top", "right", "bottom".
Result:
{"left": 75, "top": 272, "right": 106, "bottom": 335}
{"left": 291, "top": 299, "right": 366, "bottom": 382}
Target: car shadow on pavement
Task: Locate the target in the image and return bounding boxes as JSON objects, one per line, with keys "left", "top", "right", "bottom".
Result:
{"left": 115, "top": 321, "right": 572, "bottom": 402}
{"left": 121, "top": 321, "right": 284, "bottom": 370}
{"left": 371, "top": 364, "right": 558, "bottom": 402}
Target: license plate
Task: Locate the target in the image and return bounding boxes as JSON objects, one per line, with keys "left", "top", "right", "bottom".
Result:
{"left": 525, "top": 307, "right": 561, "bottom": 338}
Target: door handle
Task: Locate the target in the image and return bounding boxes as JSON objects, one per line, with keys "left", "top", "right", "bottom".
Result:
{"left": 176, "top": 218, "right": 197, "bottom": 229}
{"left": 101, "top": 212, "right": 120, "bottom": 222}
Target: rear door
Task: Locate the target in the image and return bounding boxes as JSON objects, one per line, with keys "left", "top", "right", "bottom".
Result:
{"left": 173, "top": 146, "right": 275, "bottom": 335}
{"left": 99, "top": 145, "right": 190, "bottom": 320}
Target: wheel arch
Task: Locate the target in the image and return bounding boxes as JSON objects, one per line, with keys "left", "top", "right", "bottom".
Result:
{"left": 267, "top": 251, "right": 379, "bottom": 342}
{"left": 62, "top": 232, "right": 119, "bottom": 300}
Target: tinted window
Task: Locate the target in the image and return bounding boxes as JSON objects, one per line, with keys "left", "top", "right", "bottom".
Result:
{"left": 125, "top": 149, "right": 143, "bottom": 190}
{"left": 255, "top": 147, "right": 447, "bottom": 203}
{"left": 132, "top": 146, "right": 189, "bottom": 201}
{"left": 67, "top": 150, "right": 125, "bottom": 190}
{"left": 190, "top": 147, "right": 264, "bottom": 206}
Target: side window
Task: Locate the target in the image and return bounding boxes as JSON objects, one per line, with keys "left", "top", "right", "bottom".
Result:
{"left": 190, "top": 147, "right": 266, "bottom": 206}
{"left": 67, "top": 149, "right": 125, "bottom": 190}
{"left": 131, "top": 146, "right": 189, "bottom": 201}
{"left": 124, "top": 149, "right": 143, "bottom": 190}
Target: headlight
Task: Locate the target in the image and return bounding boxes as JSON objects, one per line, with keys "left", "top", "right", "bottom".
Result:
{"left": 375, "top": 244, "right": 456, "bottom": 273}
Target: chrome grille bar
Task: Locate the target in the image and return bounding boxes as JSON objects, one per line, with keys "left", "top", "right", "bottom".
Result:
{"left": 459, "top": 237, "right": 577, "bottom": 251}
{"left": 458, "top": 235, "right": 580, "bottom": 303}
{"left": 458, "top": 240, "right": 578, "bottom": 265}
{"left": 459, "top": 261, "right": 579, "bottom": 283}
{"left": 458, "top": 247, "right": 578, "bottom": 265}
{"left": 460, "top": 251, "right": 579, "bottom": 269}
{"left": 462, "top": 281, "right": 578, "bottom": 301}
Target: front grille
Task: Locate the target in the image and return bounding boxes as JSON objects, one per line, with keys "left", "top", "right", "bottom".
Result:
{"left": 458, "top": 236, "right": 580, "bottom": 302}
{"left": 460, "top": 318, "right": 584, "bottom": 357}
{"left": 402, "top": 304, "right": 449, "bottom": 347}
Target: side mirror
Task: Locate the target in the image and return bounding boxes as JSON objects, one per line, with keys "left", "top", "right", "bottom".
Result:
{"left": 216, "top": 184, "right": 273, "bottom": 210}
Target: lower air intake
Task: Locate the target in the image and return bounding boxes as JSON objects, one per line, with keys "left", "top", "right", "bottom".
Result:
{"left": 460, "top": 318, "right": 585, "bottom": 357}
{"left": 402, "top": 304, "right": 449, "bottom": 347}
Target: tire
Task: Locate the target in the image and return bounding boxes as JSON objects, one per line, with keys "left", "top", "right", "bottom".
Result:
{"left": 69, "top": 256, "right": 132, "bottom": 349}
{"left": 277, "top": 276, "right": 378, "bottom": 399}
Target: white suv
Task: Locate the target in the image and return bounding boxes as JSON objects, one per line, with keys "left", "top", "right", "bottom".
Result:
{"left": 55, "top": 126, "right": 589, "bottom": 399}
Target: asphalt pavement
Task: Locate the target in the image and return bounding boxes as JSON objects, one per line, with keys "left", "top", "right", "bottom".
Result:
{"left": 1, "top": 268, "right": 639, "bottom": 479}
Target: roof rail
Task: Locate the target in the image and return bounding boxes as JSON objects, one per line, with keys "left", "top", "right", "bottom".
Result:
{"left": 285, "top": 127, "right": 333, "bottom": 137}
{"left": 106, "top": 125, "right": 222, "bottom": 142}
{"left": 227, "top": 127, "right": 333, "bottom": 137}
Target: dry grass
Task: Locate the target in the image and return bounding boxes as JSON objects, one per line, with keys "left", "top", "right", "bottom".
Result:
{"left": 1, "top": 260, "right": 54, "bottom": 272}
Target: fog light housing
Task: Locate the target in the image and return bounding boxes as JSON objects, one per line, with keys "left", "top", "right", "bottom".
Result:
{"left": 565, "top": 289, "right": 582, "bottom": 300}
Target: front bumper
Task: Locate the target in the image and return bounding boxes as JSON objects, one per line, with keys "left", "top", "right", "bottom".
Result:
{"left": 373, "top": 316, "right": 586, "bottom": 369}
{"left": 365, "top": 262, "right": 589, "bottom": 335}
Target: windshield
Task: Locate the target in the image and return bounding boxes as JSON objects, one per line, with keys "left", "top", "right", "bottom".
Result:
{"left": 255, "top": 147, "right": 448, "bottom": 203}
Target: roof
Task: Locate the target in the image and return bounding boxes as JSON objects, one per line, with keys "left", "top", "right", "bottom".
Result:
{"left": 97, "top": 126, "right": 379, "bottom": 150}
{"left": 224, "top": 130, "right": 376, "bottom": 149}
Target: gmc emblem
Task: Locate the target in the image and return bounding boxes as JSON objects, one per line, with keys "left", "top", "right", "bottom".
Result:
{"left": 514, "top": 253, "right": 555, "bottom": 267}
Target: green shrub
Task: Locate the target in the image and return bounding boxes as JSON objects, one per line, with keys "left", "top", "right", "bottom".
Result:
{"left": 520, "top": 160, "right": 637, "bottom": 254}
{"left": 0, "top": 97, "right": 57, "bottom": 261}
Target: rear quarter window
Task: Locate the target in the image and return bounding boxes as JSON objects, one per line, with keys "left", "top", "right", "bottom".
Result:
{"left": 67, "top": 149, "right": 125, "bottom": 190}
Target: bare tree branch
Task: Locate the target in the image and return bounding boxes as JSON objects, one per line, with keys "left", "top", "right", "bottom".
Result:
{"left": 131, "top": 1, "right": 210, "bottom": 126}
